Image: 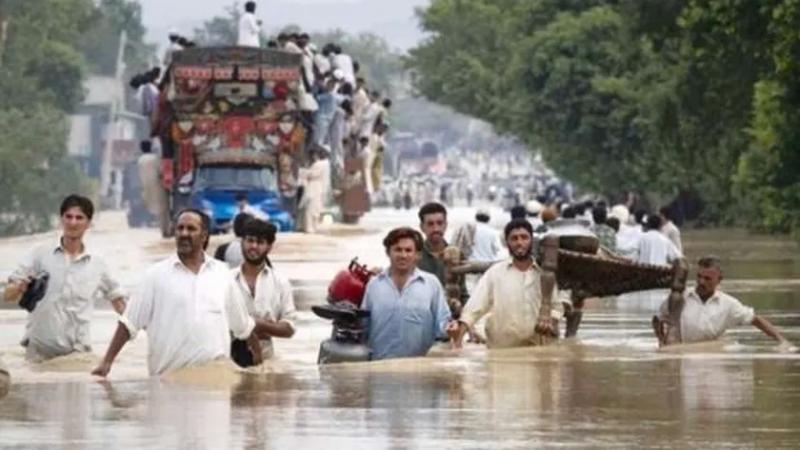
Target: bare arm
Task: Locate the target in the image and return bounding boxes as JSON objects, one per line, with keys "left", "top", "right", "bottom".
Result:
{"left": 91, "top": 322, "right": 131, "bottom": 377}
{"left": 752, "top": 315, "right": 787, "bottom": 343}
{"left": 253, "top": 319, "right": 295, "bottom": 339}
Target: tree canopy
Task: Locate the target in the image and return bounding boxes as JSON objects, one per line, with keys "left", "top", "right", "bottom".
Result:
{"left": 409, "top": 0, "right": 800, "bottom": 235}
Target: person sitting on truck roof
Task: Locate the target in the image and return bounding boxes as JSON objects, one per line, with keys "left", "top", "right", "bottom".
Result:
{"left": 237, "top": 1, "right": 261, "bottom": 47}
{"left": 234, "top": 192, "right": 269, "bottom": 223}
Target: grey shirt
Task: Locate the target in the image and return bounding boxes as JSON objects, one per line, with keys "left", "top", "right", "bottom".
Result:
{"left": 10, "top": 241, "right": 124, "bottom": 361}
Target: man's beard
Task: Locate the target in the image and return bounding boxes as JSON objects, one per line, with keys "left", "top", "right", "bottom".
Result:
{"left": 511, "top": 246, "right": 532, "bottom": 261}
{"left": 244, "top": 251, "right": 268, "bottom": 265}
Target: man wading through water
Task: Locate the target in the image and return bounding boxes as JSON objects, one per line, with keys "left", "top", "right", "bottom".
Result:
{"left": 449, "top": 219, "right": 561, "bottom": 348}
{"left": 230, "top": 218, "right": 297, "bottom": 367}
{"left": 92, "top": 209, "right": 262, "bottom": 377}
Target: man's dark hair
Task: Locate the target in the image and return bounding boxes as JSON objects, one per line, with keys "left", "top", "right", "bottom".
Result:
{"left": 561, "top": 206, "right": 576, "bottom": 219}
{"left": 60, "top": 194, "right": 94, "bottom": 220}
{"left": 634, "top": 209, "right": 647, "bottom": 225}
{"left": 645, "top": 214, "right": 663, "bottom": 231}
{"left": 278, "top": 33, "right": 289, "bottom": 42}
{"left": 176, "top": 208, "right": 211, "bottom": 249}
{"left": 659, "top": 206, "right": 674, "bottom": 222}
{"left": 241, "top": 218, "right": 277, "bottom": 244}
{"left": 148, "top": 67, "right": 161, "bottom": 82}
{"left": 510, "top": 205, "right": 527, "bottom": 220}
{"left": 140, "top": 140, "right": 152, "bottom": 153}
{"left": 299, "top": 33, "right": 310, "bottom": 40}
{"left": 504, "top": 218, "right": 533, "bottom": 239}
{"left": 606, "top": 217, "right": 621, "bottom": 233}
{"left": 383, "top": 227, "right": 423, "bottom": 252}
{"left": 475, "top": 212, "right": 490, "bottom": 223}
{"left": 244, "top": 1, "right": 256, "bottom": 13}
{"left": 382, "top": 99, "right": 392, "bottom": 109}
{"left": 573, "top": 203, "right": 586, "bottom": 217}
{"left": 418, "top": 202, "right": 447, "bottom": 222}
{"left": 267, "top": 40, "right": 278, "bottom": 48}
{"left": 233, "top": 213, "right": 253, "bottom": 238}
{"left": 235, "top": 192, "right": 247, "bottom": 202}
{"left": 592, "top": 206, "right": 607, "bottom": 225}
{"left": 176, "top": 208, "right": 210, "bottom": 233}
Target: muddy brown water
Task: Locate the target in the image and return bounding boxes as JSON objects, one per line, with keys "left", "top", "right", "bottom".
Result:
{"left": 1, "top": 210, "right": 800, "bottom": 448}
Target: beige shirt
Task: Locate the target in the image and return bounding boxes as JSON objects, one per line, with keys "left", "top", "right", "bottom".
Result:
{"left": 660, "top": 289, "right": 755, "bottom": 343}
{"left": 461, "top": 259, "right": 563, "bottom": 348}
{"left": 231, "top": 265, "right": 297, "bottom": 359}
{"left": 11, "top": 241, "right": 124, "bottom": 361}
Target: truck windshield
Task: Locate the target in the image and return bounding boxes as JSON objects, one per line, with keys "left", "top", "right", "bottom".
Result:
{"left": 195, "top": 166, "right": 277, "bottom": 191}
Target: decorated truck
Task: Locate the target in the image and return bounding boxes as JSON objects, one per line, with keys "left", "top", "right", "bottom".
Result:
{"left": 151, "top": 46, "right": 306, "bottom": 236}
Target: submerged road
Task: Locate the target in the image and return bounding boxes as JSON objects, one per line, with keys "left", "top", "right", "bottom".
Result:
{"left": 1, "top": 207, "right": 799, "bottom": 448}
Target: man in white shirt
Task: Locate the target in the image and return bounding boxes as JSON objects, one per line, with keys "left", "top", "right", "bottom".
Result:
{"left": 654, "top": 256, "right": 790, "bottom": 346}
{"left": 470, "top": 209, "right": 503, "bottom": 263}
{"left": 4, "top": 195, "right": 126, "bottom": 362}
{"left": 636, "top": 215, "right": 682, "bottom": 265}
{"left": 162, "top": 29, "right": 183, "bottom": 68}
{"left": 659, "top": 206, "right": 683, "bottom": 253}
{"left": 92, "top": 209, "right": 262, "bottom": 377}
{"left": 237, "top": 1, "right": 261, "bottom": 47}
{"left": 230, "top": 219, "right": 296, "bottom": 366}
{"left": 449, "top": 219, "right": 562, "bottom": 348}
{"left": 330, "top": 45, "right": 356, "bottom": 87}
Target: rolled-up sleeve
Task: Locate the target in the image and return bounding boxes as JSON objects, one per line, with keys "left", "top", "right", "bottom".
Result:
{"left": 226, "top": 279, "right": 255, "bottom": 340}
{"left": 120, "top": 271, "right": 155, "bottom": 340}
{"left": 99, "top": 262, "right": 125, "bottom": 302}
{"left": 10, "top": 248, "right": 36, "bottom": 282}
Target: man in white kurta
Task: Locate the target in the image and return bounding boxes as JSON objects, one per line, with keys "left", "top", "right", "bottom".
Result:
{"left": 300, "top": 150, "right": 331, "bottom": 233}
{"left": 92, "top": 210, "right": 258, "bottom": 377}
{"left": 237, "top": 2, "right": 261, "bottom": 47}
{"left": 231, "top": 218, "right": 297, "bottom": 362}
{"left": 451, "top": 219, "right": 562, "bottom": 348}
{"left": 636, "top": 215, "right": 682, "bottom": 265}
{"left": 121, "top": 255, "right": 256, "bottom": 375}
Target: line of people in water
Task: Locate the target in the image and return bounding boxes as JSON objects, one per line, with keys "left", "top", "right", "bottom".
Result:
{"left": 2, "top": 194, "right": 793, "bottom": 379}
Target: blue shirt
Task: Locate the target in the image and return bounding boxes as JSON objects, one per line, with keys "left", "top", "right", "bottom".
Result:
{"left": 362, "top": 268, "right": 451, "bottom": 360}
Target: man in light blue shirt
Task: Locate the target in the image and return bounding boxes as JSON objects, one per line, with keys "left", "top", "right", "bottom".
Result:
{"left": 362, "top": 227, "right": 452, "bottom": 360}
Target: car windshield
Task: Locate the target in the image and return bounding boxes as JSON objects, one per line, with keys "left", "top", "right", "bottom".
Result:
{"left": 195, "top": 166, "right": 277, "bottom": 191}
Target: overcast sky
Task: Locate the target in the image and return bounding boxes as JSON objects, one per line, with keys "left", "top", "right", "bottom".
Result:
{"left": 137, "top": 0, "right": 431, "bottom": 51}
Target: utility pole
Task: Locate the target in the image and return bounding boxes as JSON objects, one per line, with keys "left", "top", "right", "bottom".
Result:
{"left": 100, "top": 30, "right": 127, "bottom": 208}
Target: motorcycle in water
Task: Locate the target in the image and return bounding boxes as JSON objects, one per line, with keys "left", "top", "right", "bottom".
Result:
{"left": 312, "top": 259, "right": 374, "bottom": 364}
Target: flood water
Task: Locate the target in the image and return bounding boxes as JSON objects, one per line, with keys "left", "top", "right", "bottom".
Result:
{"left": 1, "top": 208, "right": 799, "bottom": 448}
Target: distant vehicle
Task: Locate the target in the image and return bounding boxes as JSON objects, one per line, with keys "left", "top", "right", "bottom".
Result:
{"left": 151, "top": 46, "right": 304, "bottom": 236}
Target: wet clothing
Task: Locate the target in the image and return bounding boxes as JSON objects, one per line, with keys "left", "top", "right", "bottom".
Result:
{"left": 661, "top": 220, "right": 683, "bottom": 254}
{"left": 10, "top": 241, "right": 124, "bottom": 362}
{"left": 362, "top": 269, "right": 451, "bottom": 360}
{"left": 119, "top": 255, "right": 255, "bottom": 376}
{"left": 636, "top": 230, "right": 681, "bottom": 265}
{"left": 659, "top": 289, "right": 755, "bottom": 343}
{"left": 237, "top": 12, "right": 260, "bottom": 47}
{"left": 460, "top": 259, "right": 563, "bottom": 348}
{"left": 231, "top": 265, "right": 296, "bottom": 360}
{"left": 592, "top": 223, "right": 617, "bottom": 252}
